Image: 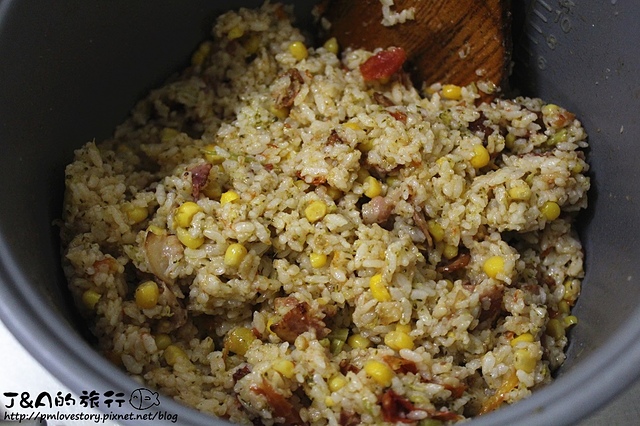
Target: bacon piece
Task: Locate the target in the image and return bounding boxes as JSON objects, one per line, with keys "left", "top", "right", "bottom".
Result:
{"left": 188, "top": 163, "right": 212, "bottom": 198}
{"left": 443, "top": 383, "right": 467, "bottom": 399}
{"left": 296, "top": 170, "right": 327, "bottom": 186}
{"left": 380, "top": 389, "right": 424, "bottom": 424}
{"left": 436, "top": 252, "right": 471, "bottom": 274}
{"left": 382, "top": 355, "right": 418, "bottom": 375}
{"left": 362, "top": 196, "right": 394, "bottom": 225}
{"left": 373, "top": 92, "right": 394, "bottom": 107}
{"left": 431, "top": 410, "right": 463, "bottom": 422}
{"left": 339, "top": 410, "right": 361, "bottom": 426}
{"left": 412, "top": 210, "right": 433, "bottom": 248}
{"left": 251, "top": 379, "right": 307, "bottom": 426}
{"left": 143, "top": 232, "right": 183, "bottom": 283}
{"left": 326, "top": 129, "right": 345, "bottom": 145}
{"left": 270, "top": 298, "right": 328, "bottom": 343}
{"left": 339, "top": 359, "right": 359, "bottom": 375}
{"left": 548, "top": 109, "right": 576, "bottom": 128}
{"left": 389, "top": 110, "right": 407, "bottom": 123}
{"left": 232, "top": 365, "right": 251, "bottom": 383}
{"left": 372, "top": 93, "right": 408, "bottom": 123}
{"left": 91, "top": 256, "right": 119, "bottom": 274}
{"left": 478, "top": 371, "right": 519, "bottom": 415}
{"left": 275, "top": 68, "right": 304, "bottom": 108}
{"left": 360, "top": 47, "right": 407, "bottom": 82}
{"left": 476, "top": 285, "right": 504, "bottom": 330}
{"left": 468, "top": 113, "right": 494, "bottom": 138}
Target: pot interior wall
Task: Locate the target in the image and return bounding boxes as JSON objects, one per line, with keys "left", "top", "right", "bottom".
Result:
{"left": 0, "top": 1, "right": 639, "bottom": 425}
{"left": 512, "top": 0, "right": 640, "bottom": 374}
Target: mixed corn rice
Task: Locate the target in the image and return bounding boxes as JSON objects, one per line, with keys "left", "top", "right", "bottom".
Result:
{"left": 60, "top": 3, "right": 590, "bottom": 425}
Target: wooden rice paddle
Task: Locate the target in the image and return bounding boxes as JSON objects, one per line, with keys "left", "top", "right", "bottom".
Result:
{"left": 318, "top": 0, "right": 511, "bottom": 97}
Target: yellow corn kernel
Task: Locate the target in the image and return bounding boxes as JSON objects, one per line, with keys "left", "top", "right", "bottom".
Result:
{"left": 395, "top": 323, "right": 411, "bottom": 334}
{"left": 310, "top": 252, "right": 328, "bottom": 268}
{"left": 323, "top": 37, "right": 339, "bottom": 55}
{"left": 563, "top": 315, "right": 579, "bottom": 328}
{"left": 176, "top": 227, "right": 205, "bottom": 250}
{"left": 147, "top": 225, "right": 166, "bottom": 236}
{"left": 483, "top": 256, "right": 505, "bottom": 279}
{"left": 572, "top": 161, "right": 584, "bottom": 174}
{"left": 325, "top": 396, "right": 335, "bottom": 407}
{"left": 386, "top": 176, "right": 399, "bottom": 188}
{"left": 304, "top": 200, "right": 327, "bottom": 223}
{"left": 364, "top": 176, "right": 382, "bottom": 198}
{"left": 369, "top": 274, "right": 391, "bottom": 302}
{"left": 220, "top": 190, "right": 240, "bottom": 206}
{"left": 443, "top": 244, "right": 459, "bottom": 260}
{"left": 344, "top": 122, "right": 361, "bottom": 131}
{"left": 224, "top": 243, "right": 248, "bottom": 267}
{"left": 470, "top": 144, "right": 490, "bottom": 168}
{"left": 242, "top": 33, "right": 261, "bottom": 55}
{"left": 270, "top": 104, "right": 290, "bottom": 120}
{"left": 266, "top": 316, "right": 277, "bottom": 335}
{"left": 444, "top": 279, "right": 454, "bottom": 290}
{"left": 427, "top": 220, "right": 445, "bottom": 243}
{"left": 540, "top": 364, "right": 550, "bottom": 379}
{"left": 202, "top": 144, "right": 225, "bottom": 164}
{"left": 160, "top": 127, "right": 180, "bottom": 143}
{"left": 164, "top": 344, "right": 188, "bottom": 366}
{"left": 328, "top": 374, "right": 348, "bottom": 392}
{"left": 330, "top": 329, "right": 348, "bottom": 353}
{"left": 384, "top": 330, "right": 414, "bottom": 351}
{"left": 203, "top": 179, "right": 223, "bottom": 200}
{"left": 326, "top": 186, "right": 342, "bottom": 200}
{"left": 510, "top": 332, "right": 534, "bottom": 347}
{"left": 174, "top": 201, "right": 203, "bottom": 228}
{"left": 135, "top": 280, "right": 160, "bottom": 309}
{"left": 227, "top": 26, "right": 244, "bottom": 40}
{"left": 125, "top": 205, "right": 148, "bottom": 224}
{"left": 436, "top": 156, "right": 450, "bottom": 168}
{"left": 355, "top": 169, "right": 370, "bottom": 186}
{"left": 154, "top": 334, "right": 172, "bottom": 350}
{"left": 558, "top": 300, "right": 571, "bottom": 314}
{"left": 226, "top": 327, "right": 256, "bottom": 356}
{"left": 546, "top": 318, "right": 565, "bottom": 339}
{"left": 541, "top": 201, "right": 561, "bottom": 221}
{"left": 563, "top": 279, "right": 581, "bottom": 300}
{"left": 357, "top": 139, "right": 375, "bottom": 152}
{"left": 273, "top": 359, "right": 296, "bottom": 378}
{"left": 508, "top": 184, "right": 532, "bottom": 201}
{"left": 347, "top": 333, "right": 371, "bottom": 349}
{"left": 289, "top": 41, "right": 308, "bottom": 61}
{"left": 514, "top": 348, "right": 537, "bottom": 373}
{"left": 547, "top": 128, "right": 568, "bottom": 146}
{"left": 418, "top": 420, "right": 444, "bottom": 426}
{"left": 442, "top": 84, "right": 462, "bottom": 100}
{"left": 191, "top": 41, "right": 212, "bottom": 66}
{"left": 82, "top": 289, "right": 101, "bottom": 310}
{"left": 541, "top": 103, "right": 560, "bottom": 115}
{"left": 364, "top": 360, "right": 394, "bottom": 387}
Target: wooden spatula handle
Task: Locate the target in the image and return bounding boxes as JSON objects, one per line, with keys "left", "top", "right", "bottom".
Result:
{"left": 319, "top": 0, "right": 511, "bottom": 92}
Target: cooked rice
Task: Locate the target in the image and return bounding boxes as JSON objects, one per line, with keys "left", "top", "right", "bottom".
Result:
{"left": 60, "top": 3, "right": 589, "bottom": 424}
{"left": 380, "top": 0, "right": 416, "bottom": 27}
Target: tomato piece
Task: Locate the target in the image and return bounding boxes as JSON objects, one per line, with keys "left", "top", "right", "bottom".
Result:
{"left": 359, "top": 47, "right": 407, "bottom": 82}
